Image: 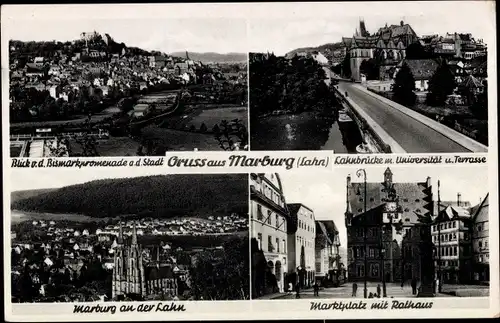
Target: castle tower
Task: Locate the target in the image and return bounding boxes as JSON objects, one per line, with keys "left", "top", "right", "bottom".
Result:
{"left": 359, "top": 19, "right": 369, "bottom": 37}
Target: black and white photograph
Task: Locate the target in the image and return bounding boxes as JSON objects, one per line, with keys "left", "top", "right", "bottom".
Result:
{"left": 10, "top": 169, "right": 250, "bottom": 302}
{"left": 248, "top": 2, "right": 489, "bottom": 153}
{"left": 250, "top": 166, "right": 489, "bottom": 300}
{"left": 7, "top": 14, "right": 248, "bottom": 157}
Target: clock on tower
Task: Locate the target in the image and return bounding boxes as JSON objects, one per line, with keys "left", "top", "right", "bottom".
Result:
{"left": 383, "top": 202, "right": 400, "bottom": 223}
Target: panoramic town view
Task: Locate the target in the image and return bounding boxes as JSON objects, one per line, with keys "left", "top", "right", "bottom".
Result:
{"left": 10, "top": 169, "right": 250, "bottom": 302}
{"left": 251, "top": 168, "right": 489, "bottom": 299}
{"left": 8, "top": 19, "right": 248, "bottom": 157}
{"left": 249, "top": 11, "right": 488, "bottom": 153}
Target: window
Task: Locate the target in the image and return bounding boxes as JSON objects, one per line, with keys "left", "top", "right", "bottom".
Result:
{"left": 404, "top": 199, "right": 409, "bottom": 202}
{"left": 275, "top": 214, "right": 280, "bottom": 228}
{"left": 257, "top": 233, "right": 262, "bottom": 250}
{"left": 485, "top": 241, "right": 488, "bottom": 248}
{"left": 415, "top": 199, "right": 420, "bottom": 202}
{"left": 478, "top": 224, "right": 482, "bottom": 231}
{"left": 453, "top": 246, "right": 457, "bottom": 256}
{"left": 370, "top": 198, "right": 374, "bottom": 202}
{"left": 268, "top": 235, "right": 273, "bottom": 252}
{"left": 257, "top": 205, "right": 263, "bottom": 221}
{"left": 479, "top": 241, "right": 483, "bottom": 249}
{"left": 283, "top": 239, "right": 286, "bottom": 252}
{"left": 276, "top": 237, "right": 280, "bottom": 253}
{"left": 404, "top": 208, "right": 409, "bottom": 212}
{"left": 267, "top": 210, "right": 272, "bottom": 224}
{"left": 453, "top": 221, "right": 456, "bottom": 228}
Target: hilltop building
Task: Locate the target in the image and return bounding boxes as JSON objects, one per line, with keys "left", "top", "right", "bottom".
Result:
{"left": 342, "top": 19, "right": 418, "bottom": 81}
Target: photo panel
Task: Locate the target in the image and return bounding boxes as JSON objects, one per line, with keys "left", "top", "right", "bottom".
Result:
{"left": 6, "top": 15, "right": 249, "bottom": 157}
{"left": 248, "top": 3, "right": 490, "bottom": 153}
{"left": 250, "top": 166, "right": 490, "bottom": 300}
{"left": 9, "top": 168, "right": 250, "bottom": 303}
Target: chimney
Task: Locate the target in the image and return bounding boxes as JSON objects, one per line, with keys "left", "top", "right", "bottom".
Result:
{"left": 457, "top": 193, "right": 461, "bottom": 207}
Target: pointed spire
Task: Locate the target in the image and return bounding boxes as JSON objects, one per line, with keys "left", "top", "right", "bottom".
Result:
{"left": 132, "top": 221, "right": 138, "bottom": 245}
{"left": 118, "top": 220, "right": 124, "bottom": 244}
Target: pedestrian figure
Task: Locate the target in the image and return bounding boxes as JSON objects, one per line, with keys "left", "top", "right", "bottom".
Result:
{"left": 295, "top": 282, "right": 301, "bottom": 299}
{"left": 352, "top": 282, "right": 358, "bottom": 297}
{"left": 368, "top": 292, "right": 374, "bottom": 299}
{"left": 411, "top": 278, "right": 417, "bottom": 295}
{"left": 313, "top": 282, "right": 319, "bottom": 297}
{"left": 377, "top": 284, "right": 381, "bottom": 297}
{"left": 288, "top": 282, "right": 293, "bottom": 295}
{"left": 401, "top": 280, "right": 404, "bottom": 290}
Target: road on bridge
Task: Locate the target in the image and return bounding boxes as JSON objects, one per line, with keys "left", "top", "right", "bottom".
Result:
{"left": 337, "top": 82, "right": 472, "bottom": 153}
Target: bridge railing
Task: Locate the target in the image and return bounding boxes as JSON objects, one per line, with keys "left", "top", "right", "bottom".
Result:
{"left": 333, "top": 87, "right": 392, "bottom": 153}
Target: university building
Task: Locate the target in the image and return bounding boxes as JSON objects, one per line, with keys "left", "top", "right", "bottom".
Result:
{"left": 287, "top": 203, "right": 316, "bottom": 288}
{"left": 345, "top": 168, "right": 433, "bottom": 284}
{"left": 250, "top": 173, "right": 289, "bottom": 293}
{"left": 342, "top": 20, "right": 418, "bottom": 81}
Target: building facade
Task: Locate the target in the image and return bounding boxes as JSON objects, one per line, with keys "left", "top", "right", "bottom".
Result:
{"left": 250, "top": 173, "right": 289, "bottom": 293}
{"left": 112, "top": 222, "right": 177, "bottom": 300}
{"left": 431, "top": 204, "right": 473, "bottom": 284}
{"left": 315, "top": 220, "right": 343, "bottom": 286}
{"left": 345, "top": 168, "right": 433, "bottom": 284}
{"left": 287, "top": 203, "right": 316, "bottom": 288}
{"left": 471, "top": 193, "right": 489, "bottom": 283}
{"left": 342, "top": 20, "right": 418, "bottom": 81}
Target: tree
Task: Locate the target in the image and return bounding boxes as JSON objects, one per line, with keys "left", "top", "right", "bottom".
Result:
{"left": 426, "top": 61, "right": 456, "bottom": 106}
{"left": 341, "top": 51, "right": 352, "bottom": 79}
{"left": 360, "top": 59, "right": 379, "bottom": 80}
{"left": 392, "top": 62, "right": 416, "bottom": 106}
{"left": 406, "top": 42, "right": 430, "bottom": 59}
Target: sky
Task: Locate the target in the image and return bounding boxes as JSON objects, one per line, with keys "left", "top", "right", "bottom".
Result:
{"left": 248, "top": 1, "right": 495, "bottom": 55}
{"left": 2, "top": 2, "right": 495, "bottom": 56}
{"left": 3, "top": 17, "right": 247, "bottom": 54}
{"left": 279, "top": 165, "right": 489, "bottom": 248}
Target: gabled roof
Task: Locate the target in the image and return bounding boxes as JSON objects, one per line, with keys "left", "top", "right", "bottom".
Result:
{"left": 471, "top": 193, "right": 489, "bottom": 223}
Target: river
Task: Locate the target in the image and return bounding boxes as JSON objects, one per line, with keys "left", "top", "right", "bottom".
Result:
{"left": 250, "top": 112, "right": 362, "bottom": 152}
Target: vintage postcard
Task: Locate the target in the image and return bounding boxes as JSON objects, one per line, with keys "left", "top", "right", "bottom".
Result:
{"left": 2, "top": 1, "right": 498, "bottom": 321}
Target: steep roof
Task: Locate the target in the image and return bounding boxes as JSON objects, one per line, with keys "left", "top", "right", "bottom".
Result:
{"left": 403, "top": 59, "right": 439, "bottom": 80}
{"left": 471, "top": 193, "right": 489, "bottom": 223}
{"left": 315, "top": 221, "right": 332, "bottom": 244}
{"left": 464, "top": 75, "right": 484, "bottom": 88}
{"left": 348, "top": 181, "right": 431, "bottom": 225}
{"left": 145, "top": 265, "right": 175, "bottom": 280}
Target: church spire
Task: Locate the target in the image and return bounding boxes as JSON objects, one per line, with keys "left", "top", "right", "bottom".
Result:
{"left": 118, "top": 220, "right": 124, "bottom": 244}
{"left": 132, "top": 221, "right": 138, "bottom": 245}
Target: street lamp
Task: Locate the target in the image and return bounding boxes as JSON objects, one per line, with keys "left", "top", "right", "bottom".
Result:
{"left": 356, "top": 169, "right": 368, "bottom": 299}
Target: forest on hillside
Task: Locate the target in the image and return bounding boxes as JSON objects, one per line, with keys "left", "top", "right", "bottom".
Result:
{"left": 249, "top": 53, "right": 336, "bottom": 118}
{"left": 11, "top": 174, "right": 248, "bottom": 218}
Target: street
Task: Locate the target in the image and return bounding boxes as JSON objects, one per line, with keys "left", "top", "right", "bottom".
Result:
{"left": 337, "top": 82, "right": 472, "bottom": 153}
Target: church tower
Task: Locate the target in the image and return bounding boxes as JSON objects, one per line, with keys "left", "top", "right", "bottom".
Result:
{"left": 112, "top": 221, "right": 126, "bottom": 299}
{"left": 126, "top": 221, "right": 146, "bottom": 297}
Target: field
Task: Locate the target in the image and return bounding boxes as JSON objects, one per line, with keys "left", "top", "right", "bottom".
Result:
{"left": 141, "top": 126, "right": 221, "bottom": 151}
{"left": 188, "top": 106, "right": 248, "bottom": 129}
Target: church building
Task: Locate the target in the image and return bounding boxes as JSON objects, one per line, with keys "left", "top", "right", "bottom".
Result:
{"left": 112, "top": 222, "right": 177, "bottom": 300}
